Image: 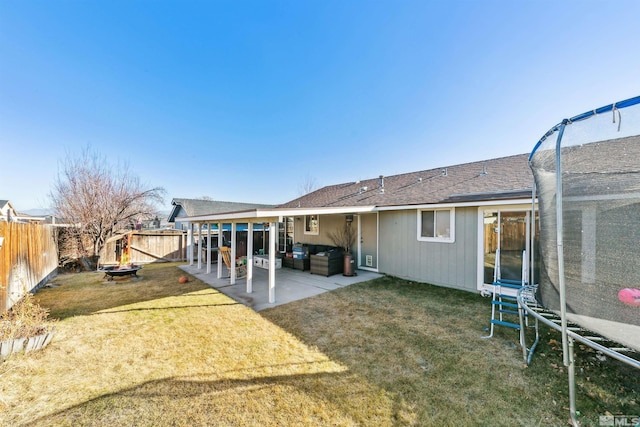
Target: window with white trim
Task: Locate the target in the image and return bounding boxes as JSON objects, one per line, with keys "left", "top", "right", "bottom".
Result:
{"left": 417, "top": 208, "right": 455, "bottom": 242}
{"left": 304, "top": 215, "right": 319, "bottom": 235}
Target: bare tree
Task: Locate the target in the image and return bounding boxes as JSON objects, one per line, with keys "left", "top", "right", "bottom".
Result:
{"left": 50, "top": 147, "right": 165, "bottom": 263}
{"left": 297, "top": 173, "right": 318, "bottom": 196}
{"left": 327, "top": 221, "right": 356, "bottom": 254}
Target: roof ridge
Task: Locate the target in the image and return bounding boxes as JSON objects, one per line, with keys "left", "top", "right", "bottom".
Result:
{"left": 173, "top": 198, "right": 272, "bottom": 206}
{"left": 277, "top": 152, "right": 534, "bottom": 209}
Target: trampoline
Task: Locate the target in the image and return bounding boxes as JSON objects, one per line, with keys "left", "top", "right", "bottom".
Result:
{"left": 520, "top": 95, "right": 640, "bottom": 426}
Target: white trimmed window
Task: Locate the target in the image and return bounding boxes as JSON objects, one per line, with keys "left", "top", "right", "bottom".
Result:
{"left": 304, "top": 215, "right": 319, "bottom": 235}
{"left": 417, "top": 208, "right": 455, "bottom": 243}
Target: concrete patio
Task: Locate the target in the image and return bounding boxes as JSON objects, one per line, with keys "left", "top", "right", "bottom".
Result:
{"left": 179, "top": 262, "right": 382, "bottom": 311}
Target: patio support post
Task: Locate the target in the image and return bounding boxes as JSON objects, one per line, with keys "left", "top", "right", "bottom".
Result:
{"left": 188, "top": 223, "right": 194, "bottom": 265}
{"left": 268, "top": 221, "right": 276, "bottom": 303}
{"left": 230, "top": 223, "right": 237, "bottom": 284}
{"left": 217, "top": 222, "right": 223, "bottom": 279}
{"left": 206, "top": 222, "right": 212, "bottom": 274}
{"left": 246, "top": 221, "right": 254, "bottom": 293}
{"left": 197, "top": 223, "right": 202, "bottom": 270}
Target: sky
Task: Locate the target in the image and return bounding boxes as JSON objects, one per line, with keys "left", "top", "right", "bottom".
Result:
{"left": 1, "top": 0, "right": 639, "bottom": 212}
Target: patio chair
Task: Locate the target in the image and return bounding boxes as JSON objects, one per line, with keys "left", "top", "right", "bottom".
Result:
{"left": 219, "top": 246, "right": 247, "bottom": 279}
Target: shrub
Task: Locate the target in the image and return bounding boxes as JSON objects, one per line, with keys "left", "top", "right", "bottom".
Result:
{"left": 0, "top": 292, "right": 56, "bottom": 342}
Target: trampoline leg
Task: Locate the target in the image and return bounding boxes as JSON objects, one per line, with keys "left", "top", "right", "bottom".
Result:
{"left": 481, "top": 287, "right": 496, "bottom": 339}
{"left": 526, "top": 316, "right": 539, "bottom": 366}
{"left": 518, "top": 301, "right": 540, "bottom": 365}
{"left": 519, "top": 305, "right": 527, "bottom": 362}
{"left": 568, "top": 336, "right": 579, "bottom": 427}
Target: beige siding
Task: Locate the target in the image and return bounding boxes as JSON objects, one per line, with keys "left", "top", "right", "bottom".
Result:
{"left": 379, "top": 207, "right": 478, "bottom": 292}
{"left": 359, "top": 213, "right": 378, "bottom": 269}
{"left": 291, "top": 214, "right": 359, "bottom": 258}
{"left": 292, "top": 214, "right": 341, "bottom": 244}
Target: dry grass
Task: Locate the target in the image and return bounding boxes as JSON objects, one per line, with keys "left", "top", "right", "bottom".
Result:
{"left": 0, "top": 263, "right": 637, "bottom": 426}
{"left": 0, "top": 292, "right": 55, "bottom": 341}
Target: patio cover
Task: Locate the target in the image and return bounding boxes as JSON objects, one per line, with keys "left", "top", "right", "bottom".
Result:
{"left": 182, "top": 206, "right": 376, "bottom": 304}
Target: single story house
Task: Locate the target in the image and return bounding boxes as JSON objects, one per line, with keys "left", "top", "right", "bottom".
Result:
{"left": 168, "top": 198, "right": 277, "bottom": 258}
{"left": 181, "top": 153, "right": 536, "bottom": 302}
{"left": 0, "top": 200, "right": 47, "bottom": 224}
{"left": 168, "top": 198, "right": 275, "bottom": 231}
{"left": 0, "top": 200, "right": 18, "bottom": 222}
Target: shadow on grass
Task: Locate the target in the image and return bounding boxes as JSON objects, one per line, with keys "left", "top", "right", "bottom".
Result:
{"left": 90, "top": 301, "right": 242, "bottom": 315}
{"left": 29, "top": 267, "right": 639, "bottom": 426}
{"left": 37, "top": 263, "right": 220, "bottom": 320}
{"left": 259, "top": 276, "right": 640, "bottom": 426}
{"left": 23, "top": 369, "right": 392, "bottom": 426}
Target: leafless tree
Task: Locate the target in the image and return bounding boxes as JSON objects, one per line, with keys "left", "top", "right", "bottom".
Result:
{"left": 50, "top": 147, "right": 165, "bottom": 263}
{"left": 328, "top": 221, "right": 356, "bottom": 254}
{"left": 297, "top": 173, "right": 318, "bottom": 196}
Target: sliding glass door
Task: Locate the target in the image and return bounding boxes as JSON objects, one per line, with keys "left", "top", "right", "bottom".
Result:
{"left": 483, "top": 209, "right": 537, "bottom": 284}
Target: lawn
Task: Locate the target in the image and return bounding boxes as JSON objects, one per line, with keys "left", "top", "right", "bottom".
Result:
{"left": 0, "top": 263, "right": 637, "bottom": 426}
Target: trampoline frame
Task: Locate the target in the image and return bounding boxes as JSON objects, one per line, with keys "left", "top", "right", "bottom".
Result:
{"left": 523, "top": 95, "right": 640, "bottom": 427}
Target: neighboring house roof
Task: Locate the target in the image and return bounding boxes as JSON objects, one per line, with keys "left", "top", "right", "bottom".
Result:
{"left": 168, "top": 198, "right": 276, "bottom": 222}
{"left": 0, "top": 200, "right": 18, "bottom": 221}
{"left": 279, "top": 153, "right": 533, "bottom": 209}
{"left": 0, "top": 200, "right": 13, "bottom": 212}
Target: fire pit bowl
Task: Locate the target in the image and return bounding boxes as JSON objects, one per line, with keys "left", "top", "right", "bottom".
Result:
{"left": 99, "top": 265, "right": 142, "bottom": 281}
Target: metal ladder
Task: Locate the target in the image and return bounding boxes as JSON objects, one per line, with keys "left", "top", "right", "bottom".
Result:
{"left": 482, "top": 250, "right": 528, "bottom": 339}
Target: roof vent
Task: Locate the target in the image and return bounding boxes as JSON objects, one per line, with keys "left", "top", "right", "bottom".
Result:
{"left": 358, "top": 186, "right": 368, "bottom": 194}
{"left": 480, "top": 164, "right": 487, "bottom": 176}
{"left": 441, "top": 168, "right": 447, "bottom": 177}
{"left": 418, "top": 177, "right": 422, "bottom": 182}
{"left": 379, "top": 175, "right": 385, "bottom": 193}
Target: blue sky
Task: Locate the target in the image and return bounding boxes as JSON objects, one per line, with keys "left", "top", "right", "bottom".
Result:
{"left": 1, "top": 0, "right": 639, "bottom": 212}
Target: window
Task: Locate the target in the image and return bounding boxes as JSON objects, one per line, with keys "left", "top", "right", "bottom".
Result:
{"left": 417, "top": 208, "right": 455, "bottom": 242}
{"left": 304, "top": 215, "right": 319, "bottom": 235}
{"left": 278, "top": 217, "right": 294, "bottom": 252}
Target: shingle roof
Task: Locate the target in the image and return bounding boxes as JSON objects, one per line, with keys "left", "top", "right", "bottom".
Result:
{"left": 168, "top": 198, "right": 276, "bottom": 221}
{"left": 279, "top": 153, "right": 533, "bottom": 208}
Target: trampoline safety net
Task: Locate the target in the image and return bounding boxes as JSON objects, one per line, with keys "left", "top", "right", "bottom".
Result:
{"left": 529, "top": 96, "right": 640, "bottom": 352}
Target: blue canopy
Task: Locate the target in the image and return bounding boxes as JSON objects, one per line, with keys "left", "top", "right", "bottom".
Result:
{"left": 201, "top": 223, "right": 268, "bottom": 232}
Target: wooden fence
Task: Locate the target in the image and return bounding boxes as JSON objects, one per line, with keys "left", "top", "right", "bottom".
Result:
{"left": 99, "top": 230, "right": 187, "bottom": 265}
{"left": 483, "top": 221, "right": 527, "bottom": 253}
{"left": 0, "top": 221, "right": 58, "bottom": 313}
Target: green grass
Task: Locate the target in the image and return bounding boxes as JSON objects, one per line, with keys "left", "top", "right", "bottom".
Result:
{"left": 0, "top": 264, "right": 637, "bottom": 426}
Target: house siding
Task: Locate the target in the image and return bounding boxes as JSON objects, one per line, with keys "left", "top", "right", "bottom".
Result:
{"left": 292, "top": 214, "right": 356, "bottom": 255}
{"left": 359, "top": 213, "right": 377, "bottom": 269}
{"left": 378, "top": 207, "right": 478, "bottom": 292}
{"left": 173, "top": 207, "right": 189, "bottom": 230}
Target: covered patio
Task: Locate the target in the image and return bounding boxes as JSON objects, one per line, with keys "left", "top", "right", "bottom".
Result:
{"left": 182, "top": 206, "right": 377, "bottom": 308}
{"left": 179, "top": 262, "right": 382, "bottom": 311}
